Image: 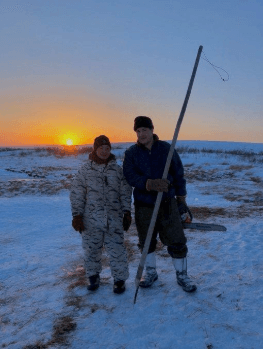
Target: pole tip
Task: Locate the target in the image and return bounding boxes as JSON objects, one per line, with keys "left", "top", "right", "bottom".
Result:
{"left": 133, "top": 286, "right": 139, "bottom": 304}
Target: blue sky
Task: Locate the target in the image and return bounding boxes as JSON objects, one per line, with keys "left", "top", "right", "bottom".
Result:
{"left": 0, "top": 0, "right": 262, "bottom": 145}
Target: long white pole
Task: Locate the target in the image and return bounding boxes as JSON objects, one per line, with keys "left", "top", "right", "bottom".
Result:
{"left": 134, "top": 45, "right": 203, "bottom": 304}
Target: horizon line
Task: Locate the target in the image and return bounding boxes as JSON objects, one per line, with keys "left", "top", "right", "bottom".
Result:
{"left": 0, "top": 139, "right": 263, "bottom": 148}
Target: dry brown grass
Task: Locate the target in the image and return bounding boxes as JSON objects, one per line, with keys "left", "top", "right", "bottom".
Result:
{"left": 46, "top": 146, "right": 93, "bottom": 157}
{"left": 229, "top": 165, "right": 253, "bottom": 171}
{"left": 155, "top": 240, "right": 170, "bottom": 258}
{"left": 22, "top": 316, "right": 76, "bottom": 348}
{"left": 190, "top": 206, "right": 227, "bottom": 219}
{"left": 0, "top": 177, "right": 72, "bottom": 197}
{"left": 190, "top": 203, "right": 262, "bottom": 220}
{"left": 64, "top": 265, "right": 87, "bottom": 290}
{"left": 22, "top": 341, "right": 48, "bottom": 349}
{"left": 235, "top": 204, "right": 263, "bottom": 218}
{"left": 50, "top": 316, "right": 76, "bottom": 338}
{"left": 86, "top": 302, "right": 116, "bottom": 314}
{"left": 124, "top": 238, "right": 137, "bottom": 262}
{"left": 185, "top": 167, "right": 235, "bottom": 183}
{"left": 178, "top": 146, "right": 263, "bottom": 163}
{"left": 223, "top": 190, "right": 262, "bottom": 206}
{"left": 66, "top": 296, "right": 83, "bottom": 309}
{"left": 250, "top": 176, "right": 262, "bottom": 185}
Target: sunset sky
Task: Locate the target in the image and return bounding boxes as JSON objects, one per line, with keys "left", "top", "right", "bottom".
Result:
{"left": 0, "top": 0, "right": 262, "bottom": 146}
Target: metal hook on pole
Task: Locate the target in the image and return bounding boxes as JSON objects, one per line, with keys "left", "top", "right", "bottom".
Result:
{"left": 134, "top": 45, "right": 203, "bottom": 304}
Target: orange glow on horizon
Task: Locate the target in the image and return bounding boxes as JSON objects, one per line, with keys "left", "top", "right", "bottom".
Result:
{"left": 0, "top": 92, "right": 262, "bottom": 146}
{"left": 0, "top": 125, "right": 263, "bottom": 147}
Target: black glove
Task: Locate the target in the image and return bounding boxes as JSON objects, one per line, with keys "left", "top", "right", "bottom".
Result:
{"left": 123, "top": 211, "right": 132, "bottom": 231}
{"left": 176, "top": 196, "right": 193, "bottom": 223}
{"left": 72, "top": 214, "right": 85, "bottom": 233}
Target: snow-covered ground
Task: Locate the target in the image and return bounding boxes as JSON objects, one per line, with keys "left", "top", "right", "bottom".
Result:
{"left": 0, "top": 141, "right": 262, "bottom": 349}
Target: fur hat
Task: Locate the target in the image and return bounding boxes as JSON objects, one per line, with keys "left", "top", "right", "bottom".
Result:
{"left": 93, "top": 135, "right": 111, "bottom": 151}
{"left": 134, "top": 116, "right": 154, "bottom": 131}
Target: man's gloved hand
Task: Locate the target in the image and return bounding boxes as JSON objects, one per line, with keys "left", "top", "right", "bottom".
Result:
{"left": 72, "top": 214, "right": 85, "bottom": 233}
{"left": 176, "top": 196, "right": 193, "bottom": 223}
{"left": 123, "top": 211, "right": 132, "bottom": 231}
{"left": 146, "top": 179, "right": 170, "bottom": 192}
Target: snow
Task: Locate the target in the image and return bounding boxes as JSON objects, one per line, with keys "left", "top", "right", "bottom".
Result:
{"left": 0, "top": 141, "right": 262, "bottom": 349}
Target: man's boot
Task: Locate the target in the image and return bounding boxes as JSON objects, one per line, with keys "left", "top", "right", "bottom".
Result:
{"left": 172, "top": 257, "right": 197, "bottom": 293}
{"left": 139, "top": 252, "right": 158, "bottom": 288}
{"left": 87, "top": 274, "right": 100, "bottom": 291}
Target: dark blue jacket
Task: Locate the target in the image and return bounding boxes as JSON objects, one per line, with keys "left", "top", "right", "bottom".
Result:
{"left": 123, "top": 139, "right": 187, "bottom": 206}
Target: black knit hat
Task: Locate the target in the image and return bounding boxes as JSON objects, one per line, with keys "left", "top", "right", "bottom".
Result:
{"left": 93, "top": 135, "right": 111, "bottom": 151}
{"left": 134, "top": 116, "right": 154, "bottom": 131}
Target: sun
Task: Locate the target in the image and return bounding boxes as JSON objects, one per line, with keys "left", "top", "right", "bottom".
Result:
{"left": 66, "top": 139, "right": 73, "bottom": 146}
{"left": 59, "top": 132, "right": 80, "bottom": 146}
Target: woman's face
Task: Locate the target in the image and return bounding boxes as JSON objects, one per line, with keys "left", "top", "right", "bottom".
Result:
{"left": 96, "top": 145, "right": 111, "bottom": 160}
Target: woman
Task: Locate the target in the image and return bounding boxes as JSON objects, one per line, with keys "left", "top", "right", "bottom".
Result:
{"left": 70, "top": 135, "right": 132, "bottom": 294}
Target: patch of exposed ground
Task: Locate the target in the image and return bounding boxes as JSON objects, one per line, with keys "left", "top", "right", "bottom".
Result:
{"left": 223, "top": 190, "right": 262, "bottom": 205}
{"left": 229, "top": 165, "right": 253, "bottom": 171}
{"left": 178, "top": 146, "right": 263, "bottom": 164}
{"left": 66, "top": 265, "right": 87, "bottom": 290}
{"left": 5, "top": 166, "right": 74, "bottom": 176}
{"left": 0, "top": 179, "right": 71, "bottom": 197}
{"left": 124, "top": 238, "right": 138, "bottom": 262}
{"left": 185, "top": 167, "right": 235, "bottom": 183}
{"left": 190, "top": 206, "right": 226, "bottom": 219}
{"left": 250, "top": 176, "right": 263, "bottom": 185}
{"left": 190, "top": 204, "right": 262, "bottom": 219}
{"left": 22, "top": 316, "right": 77, "bottom": 348}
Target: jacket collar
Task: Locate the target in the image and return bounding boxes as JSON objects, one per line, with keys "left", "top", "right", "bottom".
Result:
{"left": 89, "top": 151, "right": 116, "bottom": 165}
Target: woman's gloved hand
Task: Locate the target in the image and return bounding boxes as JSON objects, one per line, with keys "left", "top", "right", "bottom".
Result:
{"left": 72, "top": 214, "right": 85, "bottom": 233}
{"left": 123, "top": 211, "right": 132, "bottom": 231}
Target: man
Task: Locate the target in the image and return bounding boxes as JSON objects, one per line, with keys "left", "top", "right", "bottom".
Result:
{"left": 123, "top": 116, "right": 196, "bottom": 292}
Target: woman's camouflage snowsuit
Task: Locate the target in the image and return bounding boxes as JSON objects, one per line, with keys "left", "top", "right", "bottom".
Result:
{"left": 70, "top": 159, "right": 132, "bottom": 281}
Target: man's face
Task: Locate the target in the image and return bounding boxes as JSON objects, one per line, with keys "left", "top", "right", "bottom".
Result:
{"left": 136, "top": 127, "right": 154, "bottom": 146}
{"left": 96, "top": 145, "right": 111, "bottom": 160}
